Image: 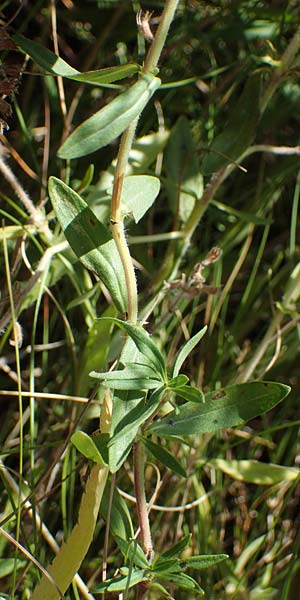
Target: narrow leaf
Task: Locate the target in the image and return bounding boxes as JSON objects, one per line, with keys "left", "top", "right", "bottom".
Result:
{"left": 202, "top": 74, "right": 261, "bottom": 174}
{"left": 114, "top": 535, "right": 149, "bottom": 569}
{"left": 90, "top": 362, "right": 161, "bottom": 390}
{"left": 97, "top": 317, "right": 166, "bottom": 379}
{"left": 161, "top": 534, "right": 192, "bottom": 559}
{"left": 155, "top": 571, "right": 204, "bottom": 594}
{"left": 210, "top": 459, "right": 299, "bottom": 485}
{"left": 109, "top": 387, "right": 165, "bottom": 473}
{"left": 13, "top": 33, "right": 139, "bottom": 84}
{"left": 164, "top": 116, "right": 203, "bottom": 222}
{"left": 148, "top": 382, "right": 290, "bottom": 436}
{"left": 180, "top": 554, "right": 228, "bottom": 570}
{"left": 168, "top": 374, "right": 189, "bottom": 388}
{"left": 175, "top": 385, "right": 205, "bottom": 403}
{"left": 48, "top": 177, "right": 127, "bottom": 313}
{"left": 173, "top": 326, "right": 207, "bottom": 377}
{"left": 92, "top": 568, "right": 147, "bottom": 592}
{"left": 142, "top": 437, "right": 187, "bottom": 478}
{"left": 58, "top": 74, "right": 161, "bottom": 158}
{"left": 100, "top": 485, "right": 134, "bottom": 540}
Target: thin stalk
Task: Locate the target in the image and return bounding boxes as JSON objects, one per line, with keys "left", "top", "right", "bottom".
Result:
{"left": 143, "top": 0, "right": 180, "bottom": 74}
{"left": 109, "top": 0, "right": 180, "bottom": 561}
{"left": 133, "top": 441, "right": 153, "bottom": 559}
{"left": 110, "top": 119, "right": 139, "bottom": 322}
{"left": 260, "top": 26, "right": 300, "bottom": 114}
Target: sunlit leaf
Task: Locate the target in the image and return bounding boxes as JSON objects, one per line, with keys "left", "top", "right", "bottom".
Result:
{"left": 210, "top": 459, "right": 299, "bottom": 485}
{"left": 148, "top": 382, "right": 290, "bottom": 436}
{"left": 58, "top": 74, "right": 161, "bottom": 158}
{"left": 48, "top": 177, "right": 127, "bottom": 313}
{"left": 173, "top": 326, "right": 207, "bottom": 377}
{"left": 71, "top": 431, "right": 106, "bottom": 465}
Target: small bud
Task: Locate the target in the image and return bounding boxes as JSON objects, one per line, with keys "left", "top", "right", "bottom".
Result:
{"left": 136, "top": 10, "right": 154, "bottom": 43}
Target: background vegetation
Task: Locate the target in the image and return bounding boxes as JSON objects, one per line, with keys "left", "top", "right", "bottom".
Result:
{"left": 0, "top": 1, "right": 300, "bottom": 598}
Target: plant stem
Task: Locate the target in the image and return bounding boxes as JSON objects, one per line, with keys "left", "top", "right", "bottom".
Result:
{"left": 133, "top": 441, "right": 153, "bottom": 558}
{"left": 143, "top": 0, "right": 180, "bottom": 74}
{"left": 110, "top": 119, "right": 138, "bottom": 322}
{"left": 110, "top": 0, "right": 180, "bottom": 561}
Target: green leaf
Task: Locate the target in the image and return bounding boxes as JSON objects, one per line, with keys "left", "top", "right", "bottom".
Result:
{"left": 48, "top": 177, "right": 127, "bottom": 313}
{"left": 77, "top": 164, "right": 95, "bottom": 194}
{"left": 148, "top": 382, "right": 290, "bottom": 436}
{"left": 97, "top": 317, "right": 167, "bottom": 379}
{"left": 100, "top": 485, "right": 134, "bottom": 540}
{"left": 0, "top": 559, "right": 26, "bottom": 577}
{"left": 71, "top": 431, "right": 106, "bottom": 465}
{"left": 58, "top": 74, "right": 161, "bottom": 158}
{"left": 128, "top": 130, "right": 170, "bottom": 174}
{"left": 175, "top": 385, "right": 205, "bottom": 403}
{"left": 167, "top": 374, "right": 189, "bottom": 388}
{"left": 160, "top": 534, "right": 191, "bottom": 559}
{"left": 152, "top": 558, "right": 181, "bottom": 574}
{"left": 13, "top": 33, "right": 139, "bottom": 85}
{"left": 155, "top": 571, "right": 204, "bottom": 594}
{"left": 90, "top": 363, "right": 162, "bottom": 390}
{"left": 114, "top": 535, "right": 149, "bottom": 569}
{"left": 109, "top": 386, "right": 166, "bottom": 472}
{"left": 92, "top": 568, "right": 147, "bottom": 592}
{"left": 164, "top": 116, "right": 203, "bottom": 222}
{"left": 118, "top": 175, "right": 160, "bottom": 222}
{"left": 142, "top": 437, "right": 187, "bottom": 478}
{"left": 179, "top": 554, "right": 229, "bottom": 570}
{"left": 78, "top": 305, "right": 116, "bottom": 395}
{"left": 210, "top": 459, "right": 299, "bottom": 485}
{"left": 202, "top": 74, "right": 261, "bottom": 174}
{"left": 173, "top": 326, "right": 207, "bottom": 377}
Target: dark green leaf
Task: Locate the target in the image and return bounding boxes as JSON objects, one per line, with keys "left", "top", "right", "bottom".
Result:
{"left": 202, "top": 74, "right": 261, "bottom": 174}
{"left": 151, "top": 558, "right": 181, "bottom": 574}
{"left": 97, "top": 317, "right": 167, "bottom": 379}
{"left": 175, "top": 385, "right": 205, "bottom": 403}
{"left": 100, "top": 485, "right": 134, "bottom": 540}
{"left": 148, "top": 382, "right": 290, "bottom": 436}
{"left": 160, "top": 534, "right": 192, "bottom": 559}
{"left": 114, "top": 535, "right": 149, "bottom": 569}
{"left": 48, "top": 177, "right": 127, "bottom": 313}
{"left": 164, "top": 116, "right": 203, "bottom": 222}
{"left": 90, "top": 362, "right": 162, "bottom": 390}
{"left": 77, "top": 305, "right": 116, "bottom": 395}
{"left": 168, "top": 374, "right": 189, "bottom": 388}
{"left": 109, "top": 387, "right": 166, "bottom": 472}
{"left": 92, "top": 568, "right": 147, "bottom": 592}
{"left": 179, "top": 554, "right": 228, "bottom": 570}
{"left": 155, "top": 571, "right": 204, "bottom": 594}
{"left": 13, "top": 34, "right": 139, "bottom": 84}
{"left": 142, "top": 437, "right": 187, "bottom": 478}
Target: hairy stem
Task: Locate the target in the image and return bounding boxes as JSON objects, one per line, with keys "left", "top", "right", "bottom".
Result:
{"left": 110, "top": 0, "right": 180, "bottom": 560}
